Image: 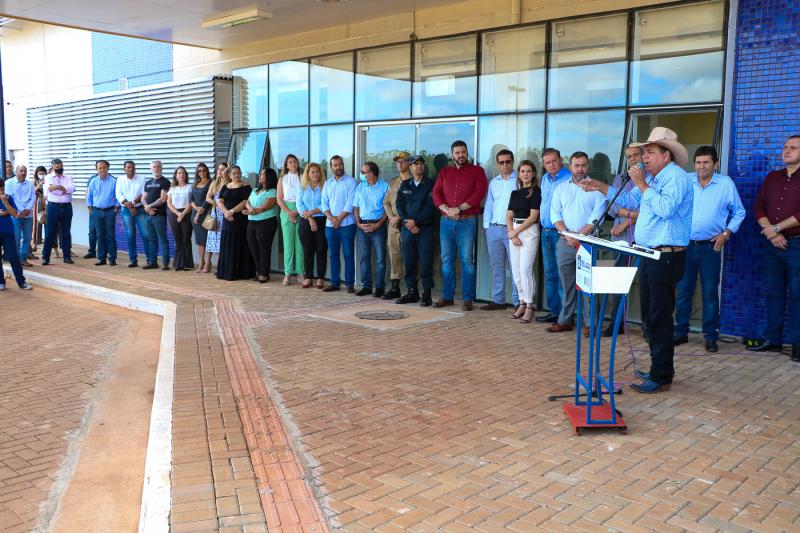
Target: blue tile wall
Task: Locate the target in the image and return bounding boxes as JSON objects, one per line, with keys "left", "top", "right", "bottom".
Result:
{"left": 722, "top": 1, "right": 800, "bottom": 338}
{"left": 91, "top": 33, "right": 173, "bottom": 94}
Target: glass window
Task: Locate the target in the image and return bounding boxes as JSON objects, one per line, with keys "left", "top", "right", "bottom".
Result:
{"left": 267, "top": 127, "right": 308, "bottom": 173}
{"left": 416, "top": 121, "right": 476, "bottom": 179}
{"left": 413, "top": 36, "right": 477, "bottom": 118}
{"left": 310, "top": 53, "right": 354, "bottom": 125}
{"left": 478, "top": 114, "right": 545, "bottom": 179}
{"left": 356, "top": 44, "right": 411, "bottom": 121}
{"left": 546, "top": 110, "right": 626, "bottom": 183}
{"left": 549, "top": 14, "right": 628, "bottom": 109}
{"left": 228, "top": 131, "right": 268, "bottom": 185}
{"left": 628, "top": 110, "right": 721, "bottom": 171}
{"left": 269, "top": 61, "right": 309, "bottom": 127}
{"left": 311, "top": 124, "right": 354, "bottom": 176}
{"left": 480, "top": 26, "right": 546, "bottom": 113}
{"left": 360, "top": 124, "right": 415, "bottom": 182}
{"left": 233, "top": 65, "right": 268, "bottom": 129}
{"left": 630, "top": 1, "right": 725, "bottom": 105}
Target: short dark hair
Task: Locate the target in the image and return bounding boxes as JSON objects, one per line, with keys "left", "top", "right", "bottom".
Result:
{"left": 570, "top": 151, "right": 589, "bottom": 162}
{"left": 788, "top": 135, "right": 800, "bottom": 141}
{"left": 542, "top": 148, "right": 561, "bottom": 159}
{"left": 694, "top": 145, "right": 719, "bottom": 163}
{"left": 451, "top": 140, "right": 468, "bottom": 152}
{"left": 51, "top": 158, "right": 63, "bottom": 166}
{"left": 95, "top": 159, "right": 110, "bottom": 168}
{"left": 123, "top": 160, "right": 136, "bottom": 168}
{"left": 330, "top": 155, "right": 344, "bottom": 164}
{"left": 364, "top": 161, "right": 380, "bottom": 177}
{"left": 495, "top": 149, "right": 514, "bottom": 162}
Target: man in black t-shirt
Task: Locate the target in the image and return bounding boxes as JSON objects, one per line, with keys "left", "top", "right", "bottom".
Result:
{"left": 142, "top": 160, "right": 171, "bottom": 270}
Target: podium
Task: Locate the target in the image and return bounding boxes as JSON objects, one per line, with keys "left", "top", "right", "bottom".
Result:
{"left": 560, "top": 232, "right": 660, "bottom": 435}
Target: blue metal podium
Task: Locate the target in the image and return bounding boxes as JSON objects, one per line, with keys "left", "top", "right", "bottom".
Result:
{"left": 559, "top": 232, "right": 660, "bottom": 435}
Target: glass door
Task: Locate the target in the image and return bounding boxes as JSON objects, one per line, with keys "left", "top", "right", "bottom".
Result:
{"left": 356, "top": 118, "right": 477, "bottom": 294}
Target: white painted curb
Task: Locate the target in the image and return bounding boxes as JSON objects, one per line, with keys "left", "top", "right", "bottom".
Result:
{"left": 5, "top": 268, "right": 174, "bottom": 533}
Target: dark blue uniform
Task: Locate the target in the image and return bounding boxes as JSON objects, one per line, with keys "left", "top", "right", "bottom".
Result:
{"left": 396, "top": 177, "right": 436, "bottom": 291}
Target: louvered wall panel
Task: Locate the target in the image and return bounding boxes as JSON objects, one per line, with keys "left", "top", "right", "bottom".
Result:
{"left": 27, "top": 78, "right": 228, "bottom": 199}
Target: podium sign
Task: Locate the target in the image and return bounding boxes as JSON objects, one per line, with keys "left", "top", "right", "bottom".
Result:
{"left": 576, "top": 242, "right": 638, "bottom": 294}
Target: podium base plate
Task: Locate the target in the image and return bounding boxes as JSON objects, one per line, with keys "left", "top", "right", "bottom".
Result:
{"left": 562, "top": 403, "right": 627, "bottom": 435}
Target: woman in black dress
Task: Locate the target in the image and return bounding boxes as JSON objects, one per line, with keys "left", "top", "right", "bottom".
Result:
{"left": 191, "top": 163, "right": 212, "bottom": 272}
{"left": 215, "top": 165, "right": 255, "bottom": 281}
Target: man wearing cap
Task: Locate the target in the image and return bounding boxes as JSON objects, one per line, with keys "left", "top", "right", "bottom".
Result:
{"left": 482, "top": 149, "right": 519, "bottom": 310}
{"left": 396, "top": 155, "right": 436, "bottom": 306}
{"left": 432, "top": 140, "right": 488, "bottom": 311}
{"left": 674, "top": 146, "right": 745, "bottom": 353}
{"left": 582, "top": 127, "right": 693, "bottom": 394}
{"left": 41, "top": 158, "right": 75, "bottom": 265}
{"left": 748, "top": 135, "right": 800, "bottom": 361}
{"left": 383, "top": 151, "right": 412, "bottom": 300}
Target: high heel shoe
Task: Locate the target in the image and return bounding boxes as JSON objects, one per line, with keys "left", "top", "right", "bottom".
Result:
{"left": 511, "top": 304, "right": 526, "bottom": 319}
{"left": 520, "top": 306, "right": 534, "bottom": 323}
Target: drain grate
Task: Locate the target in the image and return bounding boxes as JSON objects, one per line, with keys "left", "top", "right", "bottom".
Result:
{"left": 354, "top": 310, "right": 410, "bottom": 321}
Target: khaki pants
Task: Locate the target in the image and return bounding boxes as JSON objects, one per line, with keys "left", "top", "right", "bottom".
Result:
{"left": 387, "top": 223, "right": 403, "bottom": 280}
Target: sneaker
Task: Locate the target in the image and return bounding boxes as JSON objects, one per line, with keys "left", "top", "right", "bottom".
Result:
{"left": 630, "top": 378, "right": 671, "bottom": 394}
{"left": 19, "top": 283, "right": 33, "bottom": 290}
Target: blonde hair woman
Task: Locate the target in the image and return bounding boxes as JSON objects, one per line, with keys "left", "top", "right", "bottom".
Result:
{"left": 297, "top": 162, "right": 328, "bottom": 289}
{"left": 203, "top": 162, "right": 229, "bottom": 272}
{"left": 276, "top": 154, "right": 304, "bottom": 285}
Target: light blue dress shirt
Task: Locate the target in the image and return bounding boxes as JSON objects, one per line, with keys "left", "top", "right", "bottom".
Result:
{"left": 550, "top": 178, "right": 607, "bottom": 232}
{"left": 482, "top": 171, "right": 518, "bottom": 228}
{"left": 687, "top": 172, "right": 746, "bottom": 240}
{"left": 320, "top": 174, "right": 357, "bottom": 227}
{"left": 539, "top": 166, "right": 572, "bottom": 229}
{"left": 86, "top": 174, "right": 119, "bottom": 208}
{"left": 297, "top": 185, "right": 323, "bottom": 217}
{"left": 607, "top": 173, "right": 639, "bottom": 243}
{"left": 353, "top": 179, "right": 389, "bottom": 221}
{"left": 606, "top": 162, "right": 693, "bottom": 248}
{"left": 5, "top": 178, "right": 36, "bottom": 217}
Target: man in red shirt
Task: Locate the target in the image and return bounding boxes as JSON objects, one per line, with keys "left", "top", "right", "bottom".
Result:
{"left": 749, "top": 135, "right": 800, "bottom": 361}
{"left": 432, "top": 140, "right": 488, "bottom": 310}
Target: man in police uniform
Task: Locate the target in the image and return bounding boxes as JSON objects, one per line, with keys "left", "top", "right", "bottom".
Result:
{"left": 382, "top": 151, "right": 412, "bottom": 300}
{"left": 396, "top": 155, "right": 436, "bottom": 306}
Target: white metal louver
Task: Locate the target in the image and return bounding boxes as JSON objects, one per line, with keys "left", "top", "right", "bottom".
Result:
{"left": 27, "top": 77, "right": 232, "bottom": 198}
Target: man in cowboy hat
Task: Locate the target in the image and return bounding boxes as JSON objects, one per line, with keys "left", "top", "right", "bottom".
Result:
{"left": 581, "top": 127, "right": 694, "bottom": 394}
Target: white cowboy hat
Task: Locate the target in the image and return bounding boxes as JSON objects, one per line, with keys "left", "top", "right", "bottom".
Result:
{"left": 630, "top": 127, "right": 688, "bottom": 167}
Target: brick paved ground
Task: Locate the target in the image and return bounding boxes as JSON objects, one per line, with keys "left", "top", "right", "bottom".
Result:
{"left": 0, "top": 287, "right": 135, "bottom": 532}
{"left": 9, "top": 252, "right": 800, "bottom": 532}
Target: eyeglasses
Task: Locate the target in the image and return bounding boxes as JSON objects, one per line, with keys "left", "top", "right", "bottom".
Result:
{"left": 497, "top": 160, "right": 513, "bottom": 165}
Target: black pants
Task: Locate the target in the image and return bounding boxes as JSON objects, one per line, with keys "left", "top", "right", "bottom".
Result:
{"left": 168, "top": 212, "right": 194, "bottom": 270}
{"left": 298, "top": 217, "right": 327, "bottom": 279}
{"left": 247, "top": 217, "right": 278, "bottom": 277}
{"left": 43, "top": 202, "right": 72, "bottom": 261}
{"left": 401, "top": 224, "right": 434, "bottom": 290}
{"left": 639, "top": 251, "right": 685, "bottom": 385}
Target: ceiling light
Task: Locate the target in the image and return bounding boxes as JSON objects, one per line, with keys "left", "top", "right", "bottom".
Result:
{"left": 202, "top": 7, "right": 272, "bottom": 30}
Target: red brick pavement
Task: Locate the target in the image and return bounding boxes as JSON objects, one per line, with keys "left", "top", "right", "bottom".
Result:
{"left": 15, "top": 255, "right": 800, "bottom": 532}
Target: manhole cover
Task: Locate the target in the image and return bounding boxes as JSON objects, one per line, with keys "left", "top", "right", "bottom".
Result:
{"left": 354, "top": 310, "right": 410, "bottom": 321}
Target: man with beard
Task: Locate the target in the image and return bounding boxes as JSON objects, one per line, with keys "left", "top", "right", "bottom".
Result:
{"left": 321, "top": 155, "right": 358, "bottom": 292}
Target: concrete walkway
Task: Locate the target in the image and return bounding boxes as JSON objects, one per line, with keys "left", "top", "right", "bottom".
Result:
{"left": 4, "top": 252, "right": 800, "bottom": 532}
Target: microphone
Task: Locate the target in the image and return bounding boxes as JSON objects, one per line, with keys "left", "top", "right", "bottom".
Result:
{"left": 621, "top": 162, "right": 646, "bottom": 184}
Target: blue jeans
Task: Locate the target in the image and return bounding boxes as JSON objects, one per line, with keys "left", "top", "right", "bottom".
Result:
{"left": 11, "top": 216, "right": 33, "bottom": 259}
{"left": 0, "top": 232, "right": 26, "bottom": 287}
{"left": 121, "top": 209, "right": 151, "bottom": 264}
{"left": 541, "top": 228, "right": 563, "bottom": 316}
{"left": 675, "top": 241, "right": 722, "bottom": 340}
{"left": 440, "top": 217, "right": 477, "bottom": 302}
{"left": 88, "top": 215, "right": 97, "bottom": 255}
{"left": 42, "top": 202, "right": 73, "bottom": 261}
{"left": 356, "top": 224, "right": 387, "bottom": 289}
{"left": 90, "top": 208, "right": 118, "bottom": 262}
{"left": 762, "top": 238, "right": 800, "bottom": 345}
{"left": 145, "top": 214, "right": 170, "bottom": 265}
{"left": 486, "top": 225, "right": 519, "bottom": 305}
{"left": 325, "top": 224, "right": 356, "bottom": 287}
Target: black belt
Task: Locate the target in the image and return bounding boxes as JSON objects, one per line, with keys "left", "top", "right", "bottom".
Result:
{"left": 95, "top": 206, "right": 117, "bottom": 211}
{"left": 360, "top": 219, "right": 381, "bottom": 224}
{"left": 542, "top": 227, "right": 558, "bottom": 232}
{"left": 490, "top": 223, "right": 505, "bottom": 227}
{"left": 690, "top": 239, "right": 712, "bottom": 245}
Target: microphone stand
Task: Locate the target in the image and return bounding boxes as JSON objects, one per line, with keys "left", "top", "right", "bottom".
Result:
{"left": 589, "top": 175, "right": 631, "bottom": 236}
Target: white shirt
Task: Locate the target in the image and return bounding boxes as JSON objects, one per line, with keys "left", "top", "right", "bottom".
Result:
{"left": 115, "top": 174, "right": 146, "bottom": 206}
{"left": 168, "top": 184, "right": 192, "bottom": 209}
{"left": 282, "top": 172, "right": 301, "bottom": 201}
{"left": 483, "top": 171, "right": 518, "bottom": 228}
{"left": 550, "top": 178, "right": 606, "bottom": 233}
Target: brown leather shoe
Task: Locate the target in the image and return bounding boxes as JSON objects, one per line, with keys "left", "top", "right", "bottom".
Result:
{"left": 461, "top": 301, "right": 474, "bottom": 311}
{"left": 547, "top": 322, "right": 574, "bottom": 333}
{"left": 433, "top": 299, "right": 454, "bottom": 308}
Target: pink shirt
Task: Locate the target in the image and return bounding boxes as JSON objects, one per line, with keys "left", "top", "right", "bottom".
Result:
{"left": 45, "top": 173, "right": 75, "bottom": 203}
